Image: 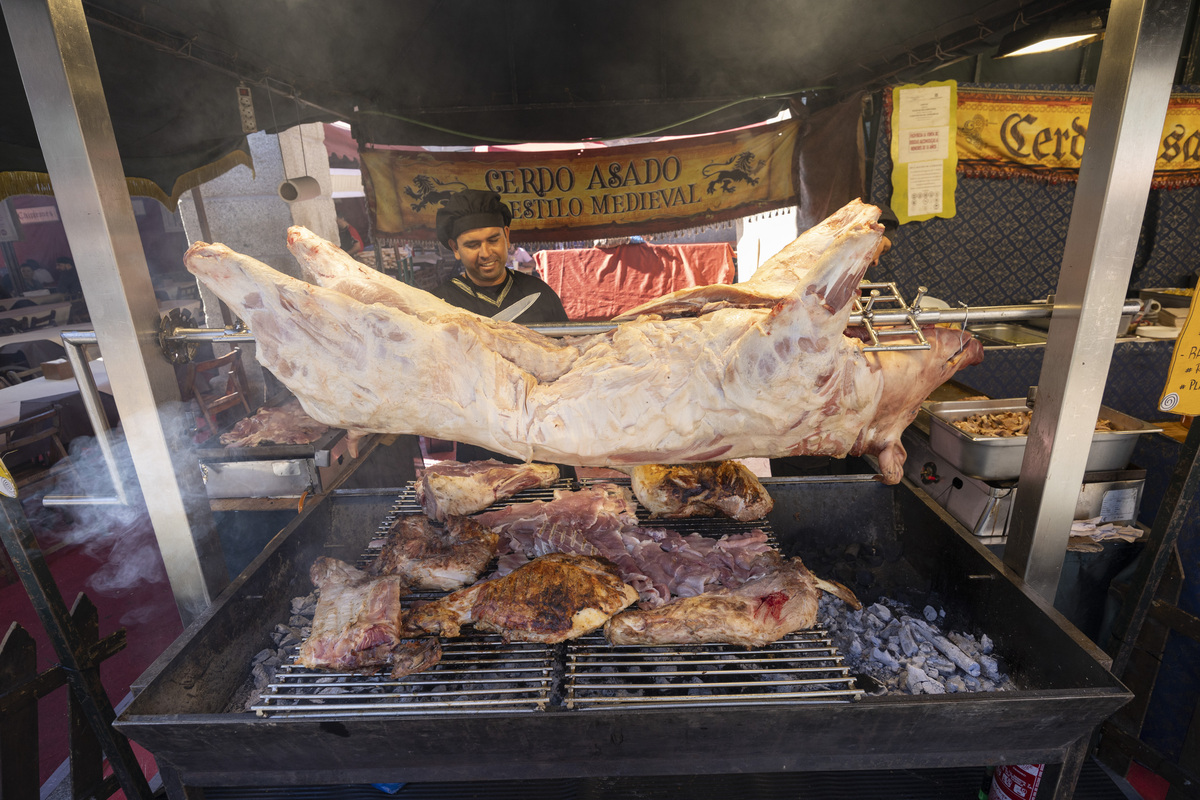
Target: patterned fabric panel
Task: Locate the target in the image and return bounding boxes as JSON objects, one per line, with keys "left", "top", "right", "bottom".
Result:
{"left": 869, "top": 83, "right": 1200, "bottom": 306}
{"left": 951, "top": 340, "right": 1176, "bottom": 422}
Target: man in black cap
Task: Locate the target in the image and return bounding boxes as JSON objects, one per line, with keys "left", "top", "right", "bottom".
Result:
{"left": 431, "top": 188, "right": 574, "bottom": 473}
{"left": 430, "top": 188, "right": 568, "bottom": 324}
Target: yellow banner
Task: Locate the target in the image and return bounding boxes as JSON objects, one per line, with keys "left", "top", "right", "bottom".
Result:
{"left": 1158, "top": 291, "right": 1200, "bottom": 416}
{"left": 360, "top": 120, "right": 800, "bottom": 241}
{"left": 956, "top": 89, "right": 1200, "bottom": 188}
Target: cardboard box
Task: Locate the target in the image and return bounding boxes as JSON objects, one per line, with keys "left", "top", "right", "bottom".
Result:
{"left": 1158, "top": 307, "right": 1190, "bottom": 328}
{"left": 40, "top": 359, "right": 74, "bottom": 380}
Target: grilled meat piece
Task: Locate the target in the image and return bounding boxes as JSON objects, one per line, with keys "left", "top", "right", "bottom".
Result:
{"left": 476, "top": 482, "right": 778, "bottom": 607}
{"left": 219, "top": 398, "right": 330, "bottom": 447}
{"left": 369, "top": 514, "right": 499, "bottom": 591}
{"left": 629, "top": 460, "right": 773, "bottom": 521}
{"left": 298, "top": 558, "right": 440, "bottom": 677}
{"left": 185, "top": 200, "right": 982, "bottom": 483}
{"left": 604, "top": 556, "right": 861, "bottom": 648}
{"left": 404, "top": 553, "right": 638, "bottom": 643}
{"left": 416, "top": 459, "right": 560, "bottom": 520}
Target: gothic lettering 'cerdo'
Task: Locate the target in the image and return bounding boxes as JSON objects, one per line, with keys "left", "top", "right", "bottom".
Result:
{"left": 999, "top": 113, "right": 1087, "bottom": 161}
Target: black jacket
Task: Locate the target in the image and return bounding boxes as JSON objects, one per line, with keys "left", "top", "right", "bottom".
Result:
{"left": 430, "top": 269, "right": 568, "bottom": 324}
{"left": 429, "top": 268, "right": 574, "bottom": 478}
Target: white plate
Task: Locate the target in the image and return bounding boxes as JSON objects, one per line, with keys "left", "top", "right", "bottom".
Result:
{"left": 1137, "top": 325, "right": 1181, "bottom": 339}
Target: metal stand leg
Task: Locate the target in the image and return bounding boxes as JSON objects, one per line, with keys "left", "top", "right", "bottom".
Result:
{"left": 0, "top": 491, "right": 153, "bottom": 800}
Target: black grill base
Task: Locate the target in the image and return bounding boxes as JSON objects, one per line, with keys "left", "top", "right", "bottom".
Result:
{"left": 200, "top": 758, "right": 1132, "bottom": 800}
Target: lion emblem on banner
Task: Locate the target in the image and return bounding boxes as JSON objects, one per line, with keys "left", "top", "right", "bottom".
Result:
{"left": 405, "top": 175, "right": 469, "bottom": 211}
{"left": 702, "top": 152, "right": 765, "bottom": 194}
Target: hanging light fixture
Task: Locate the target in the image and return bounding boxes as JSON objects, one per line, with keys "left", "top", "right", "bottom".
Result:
{"left": 995, "top": 12, "right": 1106, "bottom": 58}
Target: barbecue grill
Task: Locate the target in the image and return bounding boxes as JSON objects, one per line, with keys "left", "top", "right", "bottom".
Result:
{"left": 117, "top": 476, "right": 1130, "bottom": 799}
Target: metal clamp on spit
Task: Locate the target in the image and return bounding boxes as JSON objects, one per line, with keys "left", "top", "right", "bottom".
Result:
{"left": 157, "top": 311, "right": 255, "bottom": 363}
{"left": 155, "top": 288, "right": 1145, "bottom": 359}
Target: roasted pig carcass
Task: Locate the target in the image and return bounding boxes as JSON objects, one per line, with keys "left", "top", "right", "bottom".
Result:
{"left": 184, "top": 200, "right": 982, "bottom": 483}
{"left": 629, "top": 461, "right": 773, "bottom": 521}
{"left": 403, "top": 553, "right": 639, "bottom": 643}
{"left": 415, "top": 460, "right": 560, "bottom": 520}
{"left": 604, "top": 555, "right": 860, "bottom": 648}
{"left": 297, "top": 558, "right": 441, "bottom": 677}
{"left": 218, "top": 398, "right": 330, "bottom": 447}
{"left": 369, "top": 514, "right": 499, "bottom": 591}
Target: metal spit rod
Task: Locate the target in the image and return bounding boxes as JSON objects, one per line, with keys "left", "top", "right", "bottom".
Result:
{"left": 49, "top": 330, "right": 127, "bottom": 506}
{"left": 52, "top": 296, "right": 1143, "bottom": 506}
{"left": 160, "top": 299, "right": 1144, "bottom": 342}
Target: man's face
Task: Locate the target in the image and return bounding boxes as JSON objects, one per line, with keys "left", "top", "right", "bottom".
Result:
{"left": 450, "top": 226, "right": 509, "bottom": 287}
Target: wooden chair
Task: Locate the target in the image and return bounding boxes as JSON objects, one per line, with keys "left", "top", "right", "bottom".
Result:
{"left": 3, "top": 366, "right": 42, "bottom": 384}
{"left": 185, "top": 348, "right": 252, "bottom": 435}
{"left": 68, "top": 300, "right": 90, "bottom": 323}
{"left": 0, "top": 405, "right": 71, "bottom": 489}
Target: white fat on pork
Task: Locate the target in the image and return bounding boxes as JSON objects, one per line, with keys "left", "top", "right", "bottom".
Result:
{"left": 183, "top": 200, "right": 983, "bottom": 483}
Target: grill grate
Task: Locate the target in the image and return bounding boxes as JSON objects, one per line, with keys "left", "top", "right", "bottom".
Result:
{"left": 251, "top": 636, "right": 555, "bottom": 718}
{"left": 565, "top": 630, "right": 860, "bottom": 710}
{"left": 256, "top": 477, "right": 860, "bottom": 719}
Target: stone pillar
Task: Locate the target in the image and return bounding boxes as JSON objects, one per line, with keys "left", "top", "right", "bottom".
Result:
{"left": 177, "top": 123, "right": 337, "bottom": 406}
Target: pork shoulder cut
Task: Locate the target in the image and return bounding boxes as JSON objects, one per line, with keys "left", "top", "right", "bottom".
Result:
{"left": 415, "top": 459, "right": 559, "bottom": 520}
{"left": 403, "top": 553, "right": 639, "bottom": 643}
{"left": 629, "top": 460, "right": 773, "bottom": 521}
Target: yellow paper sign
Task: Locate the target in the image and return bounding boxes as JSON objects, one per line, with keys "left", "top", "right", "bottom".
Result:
{"left": 1158, "top": 292, "right": 1200, "bottom": 416}
{"left": 0, "top": 457, "right": 17, "bottom": 499}
{"left": 890, "top": 80, "right": 958, "bottom": 224}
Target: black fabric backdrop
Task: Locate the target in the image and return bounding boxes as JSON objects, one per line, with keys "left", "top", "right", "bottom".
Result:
{"left": 0, "top": 0, "right": 1106, "bottom": 201}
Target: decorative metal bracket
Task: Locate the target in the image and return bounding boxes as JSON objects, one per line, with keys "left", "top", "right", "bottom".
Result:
{"left": 157, "top": 307, "right": 198, "bottom": 364}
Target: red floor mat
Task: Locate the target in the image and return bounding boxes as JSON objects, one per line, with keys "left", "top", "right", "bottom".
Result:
{"left": 1, "top": 496, "right": 182, "bottom": 789}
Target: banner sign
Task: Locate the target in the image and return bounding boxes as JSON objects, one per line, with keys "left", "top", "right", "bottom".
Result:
{"left": 890, "top": 80, "right": 957, "bottom": 224}
{"left": 360, "top": 119, "right": 800, "bottom": 241}
{"left": 956, "top": 88, "right": 1200, "bottom": 188}
{"left": 1158, "top": 291, "right": 1200, "bottom": 416}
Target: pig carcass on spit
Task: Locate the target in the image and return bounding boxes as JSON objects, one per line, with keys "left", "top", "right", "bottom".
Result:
{"left": 182, "top": 200, "right": 982, "bottom": 482}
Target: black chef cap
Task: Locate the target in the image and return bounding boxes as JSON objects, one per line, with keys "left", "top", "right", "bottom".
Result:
{"left": 435, "top": 189, "right": 513, "bottom": 248}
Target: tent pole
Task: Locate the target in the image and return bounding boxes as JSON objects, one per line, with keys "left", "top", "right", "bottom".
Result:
{"left": 1002, "top": 0, "right": 1189, "bottom": 601}
{"left": 0, "top": 0, "right": 228, "bottom": 625}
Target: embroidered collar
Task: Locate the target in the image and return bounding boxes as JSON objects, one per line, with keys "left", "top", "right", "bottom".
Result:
{"left": 451, "top": 271, "right": 514, "bottom": 309}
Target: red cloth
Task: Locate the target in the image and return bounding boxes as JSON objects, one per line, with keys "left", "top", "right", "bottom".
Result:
{"left": 534, "top": 243, "right": 735, "bottom": 321}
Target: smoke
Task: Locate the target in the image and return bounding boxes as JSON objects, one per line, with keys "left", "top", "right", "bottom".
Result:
{"left": 20, "top": 420, "right": 167, "bottom": 605}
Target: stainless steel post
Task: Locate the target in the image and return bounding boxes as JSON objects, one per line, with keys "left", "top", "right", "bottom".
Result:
{"left": 1003, "top": 0, "right": 1189, "bottom": 600}
{"left": 1, "top": 0, "right": 228, "bottom": 623}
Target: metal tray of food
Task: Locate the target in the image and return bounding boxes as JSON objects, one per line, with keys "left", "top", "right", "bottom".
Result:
{"left": 926, "top": 398, "right": 1161, "bottom": 481}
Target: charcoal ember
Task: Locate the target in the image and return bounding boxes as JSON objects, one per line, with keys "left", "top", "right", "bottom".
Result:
{"left": 252, "top": 648, "right": 275, "bottom": 666}
{"left": 980, "top": 634, "right": 994, "bottom": 655}
{"left": 898, "top": 625, "right": 919, "bottom": 657}
{"left": 979, "top": 654, "right": 1000, "bottom": 681}
{"left": 870, "top": 646, "right": 900, "bottom": 671}
{"left": 867, "top": 602, "right": 892, "bottom": 623}
{"left": 923, "top": 605, "right": 938, "bottom": 622}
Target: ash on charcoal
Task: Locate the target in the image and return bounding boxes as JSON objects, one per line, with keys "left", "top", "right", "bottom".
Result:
{"left": 227, "top": 591, "right": 318, "bottom": 713}
{"left": 819, "top": 594, "right": 1016, "bottom": 696}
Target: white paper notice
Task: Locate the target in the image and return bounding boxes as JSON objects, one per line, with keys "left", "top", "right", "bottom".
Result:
{"left": 897, "top": 86, "right": 951, "bottom": 129}
{"left": 907, "top": 161, "right": 944, "bottom": 216}
{"left": 898, "top": 127, "right": 948, "bottom": 164}
{"left": 895, "top": 84, "right": 953, "bottom": 219}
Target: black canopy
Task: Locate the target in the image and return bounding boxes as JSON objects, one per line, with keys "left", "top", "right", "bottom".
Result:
{"left": 0, "top": 0, "right": 1103, "bottom": 202}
